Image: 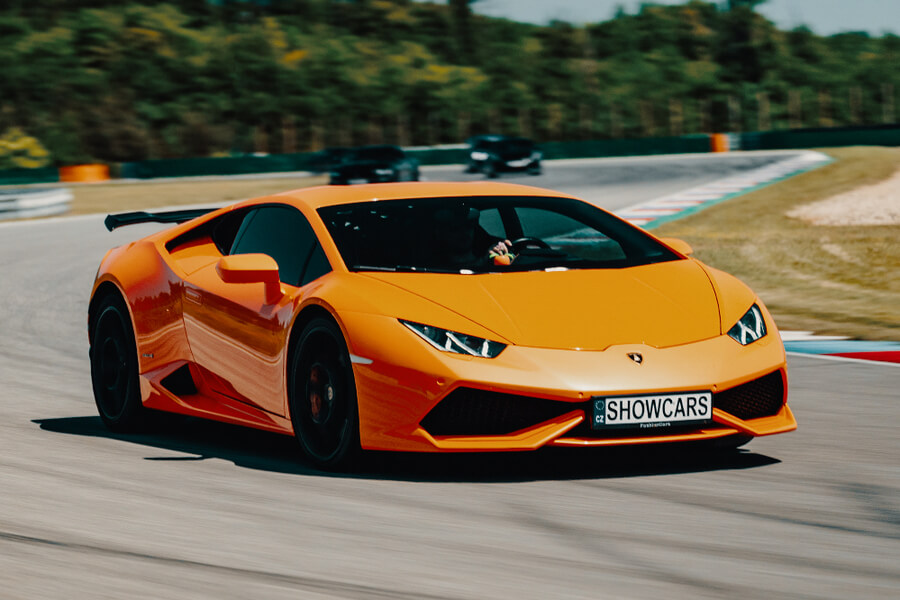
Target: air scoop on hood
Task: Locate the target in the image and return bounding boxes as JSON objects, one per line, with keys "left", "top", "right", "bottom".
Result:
{"left": 363, "top": 260, "right": 721, "bottom": 350}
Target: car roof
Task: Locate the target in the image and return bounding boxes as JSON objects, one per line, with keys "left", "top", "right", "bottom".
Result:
{"left": 263, "top": 182, "right": 574, "bottom": 211}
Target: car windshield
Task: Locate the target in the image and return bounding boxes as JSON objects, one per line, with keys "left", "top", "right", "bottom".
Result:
{"left": 351, "top": 146, "right": 404, "bottom": 161}
{"left": 318, "top": 196, "right": 679, "bottom": 274}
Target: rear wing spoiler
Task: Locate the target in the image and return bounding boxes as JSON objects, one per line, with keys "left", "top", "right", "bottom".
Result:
{"left": 104, "top": 208, "right": 216, "bottom": 232}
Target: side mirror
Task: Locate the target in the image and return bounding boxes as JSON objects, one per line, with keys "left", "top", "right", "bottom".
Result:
{"left": 216, "top": 254, "right": 284, "bottom": 302}
{"left": 660, "top": 237, "right": 693, "bottom": 256}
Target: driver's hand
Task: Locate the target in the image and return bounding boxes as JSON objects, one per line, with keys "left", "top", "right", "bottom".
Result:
{"left": 489, "top": 240, "right": 514, "bottom": 265}
{"left": 490, "top": 240, "right": 512, "bottom": 256}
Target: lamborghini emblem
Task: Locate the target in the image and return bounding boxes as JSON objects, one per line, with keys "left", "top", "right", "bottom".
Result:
{"left": 627, "top": 352, "right": 643, "bottom": 365}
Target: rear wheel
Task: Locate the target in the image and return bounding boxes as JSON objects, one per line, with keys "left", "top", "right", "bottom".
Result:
{"left": 289, "top": 317, "right": 360, "bottom": 470}
{"left": 89, "top": 294, "right": 146, "bottom": 432}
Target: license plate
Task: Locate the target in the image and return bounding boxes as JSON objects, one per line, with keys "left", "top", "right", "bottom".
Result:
{"left": 506, "top": 159, "right": 530, "bottom": 167}
{"left": 591, "top": 391, "right": 712, "bottom": 430}
{"left": 349, "top": 178, "right": 368, "bottom": 184}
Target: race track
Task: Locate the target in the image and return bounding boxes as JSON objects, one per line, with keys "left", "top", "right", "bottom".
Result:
{"left": 1, "top": 154, "right": 898, "bottom": 599}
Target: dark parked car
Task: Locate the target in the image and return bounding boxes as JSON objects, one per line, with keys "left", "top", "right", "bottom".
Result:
{"left": 329, "top": 145, "right": 420, "bottom": 185}
{"left": 466, "top": 136, "right": 542, "bottom": 177}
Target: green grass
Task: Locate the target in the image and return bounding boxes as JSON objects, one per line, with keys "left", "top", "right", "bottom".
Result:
{"left": 655, "top": 146, "right": 900, "bottom": 341}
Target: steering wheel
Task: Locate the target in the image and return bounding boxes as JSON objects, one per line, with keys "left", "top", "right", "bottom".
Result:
{"left": 509, "top": 237, "right": 551, "bottom": 253}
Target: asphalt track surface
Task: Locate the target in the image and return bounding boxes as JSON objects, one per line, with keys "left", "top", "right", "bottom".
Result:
{"left": 1, "top": 154, "right": 898, "bottom": 599}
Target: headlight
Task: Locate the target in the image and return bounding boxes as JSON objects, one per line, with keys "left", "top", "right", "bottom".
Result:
{"left": 401, "top": 320, "right": 506, "bottom": 358}
{"left": 470, "top": 151, "right": 489, "bottom": 161}
{"left": 374, "top": 168, "right": 393, "bottom": 176}
{"left": 727, "top": 304, "right": 767, "bottom": 345}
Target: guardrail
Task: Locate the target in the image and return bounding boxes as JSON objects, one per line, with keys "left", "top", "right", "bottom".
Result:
{"left": 0, "top": 188, "right": 72, "bottom": 220}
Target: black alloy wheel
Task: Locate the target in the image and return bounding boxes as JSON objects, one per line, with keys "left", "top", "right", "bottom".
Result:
{"left": 89, "top": 295, "right": 146, "bottom": 432}
{"left": 289, "top": 317, "right": 360, "bottom": 470}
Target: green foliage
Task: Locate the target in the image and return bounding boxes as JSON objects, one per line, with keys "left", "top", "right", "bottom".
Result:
{"left": 0, "top": 127, "right": 51, "bottom": 169}
{"left": 0, "top": 0, "right": 897, "bottom": 162}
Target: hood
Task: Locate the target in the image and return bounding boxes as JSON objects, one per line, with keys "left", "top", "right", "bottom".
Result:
{"left": 361, "top": 259, "right": 721, "bottom": 350}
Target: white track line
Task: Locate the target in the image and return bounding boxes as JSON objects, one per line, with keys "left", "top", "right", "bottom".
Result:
{"left": 786, "top": 351, "right": 900, "bottom": 368}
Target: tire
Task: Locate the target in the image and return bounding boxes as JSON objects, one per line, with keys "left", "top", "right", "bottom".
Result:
{"left": 289, "top": 317, "right": 360, "bottom": 470}
{"left": 484, "top": 162, "right": 498, "bottom": 179}
{"left": 89, "top": 294, "right": 146, "bottom": 432}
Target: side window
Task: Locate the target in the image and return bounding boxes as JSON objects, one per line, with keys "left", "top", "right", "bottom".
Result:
{"left": 212, "top": 208, "right": 253, "bottom": 255}
{"left": 230, "top": 205, "right": 331, "bottom": 287}
{"left": 302, "top": 244, "right": 331, "bottom": 286}
{"left": 477, "top": 208, "right": 506, "bottom": 239}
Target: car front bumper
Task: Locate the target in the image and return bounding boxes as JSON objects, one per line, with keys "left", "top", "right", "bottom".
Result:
{"left": 341, "top": 312, "right": 795, "bottom": 452}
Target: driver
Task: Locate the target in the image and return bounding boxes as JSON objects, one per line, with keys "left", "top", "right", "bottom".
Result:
{"left": 431, "top": 206, "right": 514, "bottom": 268}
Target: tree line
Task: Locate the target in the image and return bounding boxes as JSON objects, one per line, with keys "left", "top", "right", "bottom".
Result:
{"left": 0, "top": 0, "right": 897, "bottom": 166}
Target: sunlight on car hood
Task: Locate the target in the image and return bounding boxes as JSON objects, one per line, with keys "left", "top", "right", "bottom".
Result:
{"left": 362, "top": 260, "right": 721, "bottom": 350}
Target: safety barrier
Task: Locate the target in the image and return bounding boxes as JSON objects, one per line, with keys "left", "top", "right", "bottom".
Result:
{"left": 738, "top": 125, "right": 900, "bottom": 151}
{"left": 0, "top": 166, "right": 59, "bottom": 186}
{"left": 541, "top": 135, "right": 713, "bottom": 159}
{"left": 0, "top": 187, "right": 72, "bottom": 220}
{"left": 118, "top": 153, "right": 319, "bottom": 179}
{"left": 59, "top": 164, "right": 110, "bottom": 183}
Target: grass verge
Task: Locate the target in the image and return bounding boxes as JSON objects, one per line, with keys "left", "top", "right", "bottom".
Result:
{"left": 654, "top": 146, "right": 900, "bottom": 341}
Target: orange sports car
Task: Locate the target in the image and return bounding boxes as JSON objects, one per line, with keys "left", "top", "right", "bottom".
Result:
{"left": 89, "top": 182, "right": 795, "bottom": 469}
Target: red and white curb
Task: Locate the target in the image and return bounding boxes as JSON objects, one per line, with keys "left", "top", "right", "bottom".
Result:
{"left": 781, "top": 330, "right": 900, "bottom": 365}
{"left": 617, "top": 151, "right": 831, "bottom": 228}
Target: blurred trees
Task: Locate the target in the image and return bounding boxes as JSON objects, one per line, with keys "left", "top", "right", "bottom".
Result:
{"left": 0, "top": 0, "right": 897, "bottom": 164}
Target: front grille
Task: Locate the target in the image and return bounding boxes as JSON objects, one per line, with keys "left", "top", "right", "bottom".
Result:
{"left": 714, "top": 370, "right": 784, "bottom": 420}
{"left": 420, "top": 388, "right": 575, "bottom": 436}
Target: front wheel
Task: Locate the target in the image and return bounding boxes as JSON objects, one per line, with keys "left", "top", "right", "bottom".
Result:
{"left": 89, "top": 294, "right": 146, "bottom": 432}
{"left": 289, "top": 317, "right": 360, "bottom": 470}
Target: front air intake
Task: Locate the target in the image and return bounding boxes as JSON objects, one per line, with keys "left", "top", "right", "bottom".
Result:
{"left": 714, "top": 370, "right": 784, "bottom": 420}
{"left": 420, "top": 388, "right": 575, "bottom": 436}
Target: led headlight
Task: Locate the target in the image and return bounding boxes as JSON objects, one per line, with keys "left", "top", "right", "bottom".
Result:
{"left": 727, "top": 304, "right": 767, "bottom": 345}
{"left": 470, "top": 151, "right": 489, "bottom": 161}
{"left": 401, "top": 320, "right": 506, "bottom": 358}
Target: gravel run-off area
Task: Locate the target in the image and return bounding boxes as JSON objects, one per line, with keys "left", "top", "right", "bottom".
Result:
{"left": 788, "top": 167, "right": 900, "bottom": 225}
